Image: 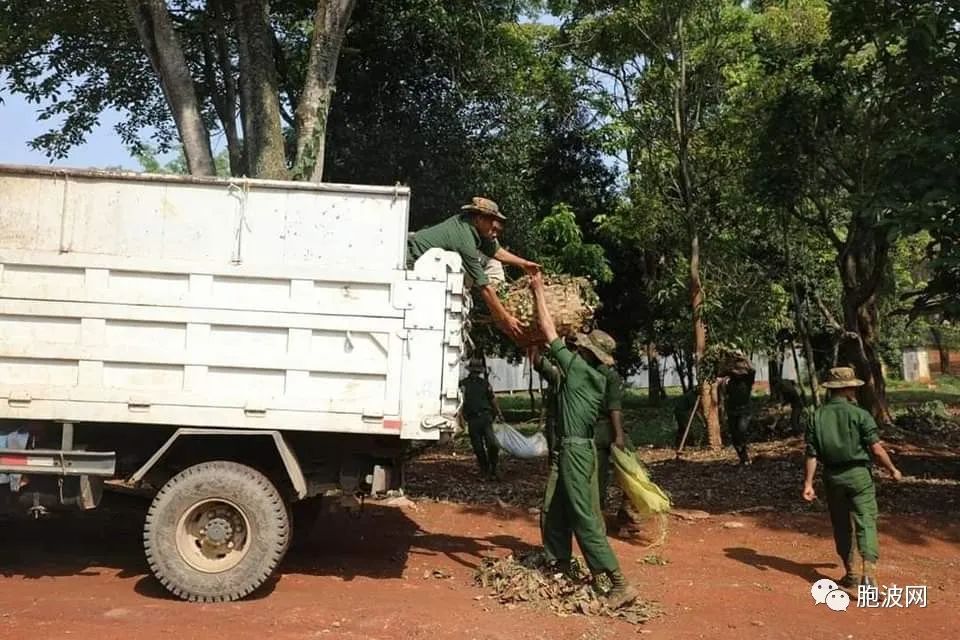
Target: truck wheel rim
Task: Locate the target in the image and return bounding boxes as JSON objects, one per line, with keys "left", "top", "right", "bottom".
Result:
{"left": 175, "top": 498, "right": 251, "bottom": 573}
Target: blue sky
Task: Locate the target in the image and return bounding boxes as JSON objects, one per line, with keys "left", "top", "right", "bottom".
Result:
{"left": 0, "top": 91, "right": 154, "bottom": 170}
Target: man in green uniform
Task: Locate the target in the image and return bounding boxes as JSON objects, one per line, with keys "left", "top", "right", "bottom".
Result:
{"left": 407, "top": 197, "right": 540, "bottom": 340}
{"left": 459, "top": 359, "right": 504, "bottom": 480}
{"left": 774, "top": 378, "right": 805, "bottom": 434}
{"left": 528, "top": 272, "right": 638, "bottom": 610}
{"left": 718, "top": 354, "right": 756, "bottom": 466}
{"left": 802, "top": 367, "right": 903, "bottom": 588}
{"left": 582, "top": 330, "right": 626, "bottom": 511}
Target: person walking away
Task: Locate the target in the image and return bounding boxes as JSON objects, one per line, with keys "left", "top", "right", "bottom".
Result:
{"left": 802, "top": 367, "right": 903, "bottom": 589}
{"left": 718, "top": 354, "right": 756, "bottom": 466}
{"left": 407, "top": 197, "right": 539, "bottom": 340}
{"left": 774, "top": 378, "right": 806, "bottom": 434}
{"left": 459, "top": 359, "right": 504, "bottom": 480}
{"left": 528, "top": 272, "right": 638, "bottom": 610}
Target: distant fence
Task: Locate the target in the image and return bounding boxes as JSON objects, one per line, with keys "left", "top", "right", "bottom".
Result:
{"left": 480, "top": 352, "right": 807, "bottom": 393}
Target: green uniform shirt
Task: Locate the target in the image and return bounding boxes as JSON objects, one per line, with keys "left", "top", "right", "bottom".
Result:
{"left": 460, "top": 373, "right": 494, "bottom": 420}
{"left": 542, "top": 338, "right": 606, "bottom": 439}
{"left": 407, "top": 214, "right": 500, "bottom": 287}
{"left": 724, "top": 369, "right": 755, "bottom": 416}
{"left": 804, "top": 396, "right": 880, "bottom": 467}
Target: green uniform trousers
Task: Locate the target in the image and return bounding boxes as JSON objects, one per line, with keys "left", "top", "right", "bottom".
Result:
{"left": 824, "top": 465, "right": 879, "bottom": 564}
{"left": 466, "top": 414, "right": 499, "bottom": 475}
{"left": 540, "top": 438, "right": 620, "bottom": 575}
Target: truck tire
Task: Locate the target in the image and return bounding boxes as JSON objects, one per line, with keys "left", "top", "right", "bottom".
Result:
{"left": 143, "top": 461, "right": 290, "bottom": 602}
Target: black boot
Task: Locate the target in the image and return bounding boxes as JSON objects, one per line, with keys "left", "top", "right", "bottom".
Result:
{"left": 736, "top": 446, "right": 751, "bottom": 466}
{"left": 604, "top": 569, "right": 639, "bottom": 610}
{"left": 860, "top": 560, "right": 878, "bottom": 589}
{"left": 837, "top": 554, "right": 860, "bottom": 588}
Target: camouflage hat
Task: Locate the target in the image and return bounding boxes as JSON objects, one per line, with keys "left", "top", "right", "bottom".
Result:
{"left": 461, "top": 196, "right": 507, "bottom": 221}
{"left": 573, "top": 330, "right": 616, "bottom": 367}
{"left": 821, "top": 366, "right": 865, "bottom": 389}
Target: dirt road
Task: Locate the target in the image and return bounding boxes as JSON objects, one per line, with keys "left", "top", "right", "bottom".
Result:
{"left": 1, "top": 443, "right": 957, "bottom": 640}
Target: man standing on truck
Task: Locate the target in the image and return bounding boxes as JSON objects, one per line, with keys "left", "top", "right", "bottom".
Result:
{"left": 528, "top": 273, "right": 638, "bottom": 610}
{"left": 407, "top": 197, "right": 540, "bottom": 340}
{"left": 459, "top": 358, "right": 504, "bottom": 480}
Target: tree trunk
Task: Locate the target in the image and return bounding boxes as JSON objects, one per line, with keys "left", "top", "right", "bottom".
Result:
{"left": 837, "top": 231, "right": 893, "bottom": 424}
{"left": 782, "top": 209, "right": 820, "bottom": 406}
{"left": 647, "top": 342, "right": 664, "bottom": 406}
{"left": 293, "top": 0, "right": 356, "bottom": 182}
{"left": 930, "top": 326, "right": 951, "bottom": 375}
{"left": 800, "top": 321, "right": 821, "bottom": 406}
{"left": 768, "top": 355, "right": 782, "bottom": 401}
{"left": 673, "top": 352, "right": 688, "bottom": 393}
{"left": 126, "top": 0, "right": 215, "bottom": 176}
{"left": 234, "top": 0, "right": 288, "bottom": 179}
{"left": 211, "top": 0, "right": 244, "bottom": 175}
{"left": 691, "top": 230, "right": 722, "bottom": 449}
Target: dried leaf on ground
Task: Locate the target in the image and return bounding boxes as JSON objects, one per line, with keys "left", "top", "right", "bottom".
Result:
{"left": 474, "top": 551, "right": 662, "bottom": 625}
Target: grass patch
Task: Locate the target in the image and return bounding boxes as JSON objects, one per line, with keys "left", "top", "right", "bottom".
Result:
{"left": 497, "top": 388, "right": 690, "bottom": 448}
{"left": 494, "top": 376, "right": 960, "bottom": 451}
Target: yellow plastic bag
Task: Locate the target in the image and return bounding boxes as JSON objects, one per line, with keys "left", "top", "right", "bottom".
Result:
{"left": 611, "top": 446, "right": 671, "bottom": 516}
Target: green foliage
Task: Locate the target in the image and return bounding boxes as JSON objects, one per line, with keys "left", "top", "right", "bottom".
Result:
{"left": 532, "top": 204, "right": 613, "bottom": 284}
{"left": 132, "top": 144, "right": 231, "bottom": 177}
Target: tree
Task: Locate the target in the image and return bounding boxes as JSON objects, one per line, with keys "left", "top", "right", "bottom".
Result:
{"left": 1, "top": 0, "right": 358, "bottom": 180}
{"left": 126, "top": 0, "right": 216, "bottom": 175}
{"left": 750, "top": 0, "right": 959, "bottom": 422}
{"left": 557, "top": 0, "right": 760, "bottom": 448}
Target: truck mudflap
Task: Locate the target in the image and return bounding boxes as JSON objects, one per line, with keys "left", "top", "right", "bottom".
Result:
{"left": 0, "top": 448, "right": 116, "bottom": 477}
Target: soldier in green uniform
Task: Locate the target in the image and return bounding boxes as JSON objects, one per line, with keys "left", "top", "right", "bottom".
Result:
{"left": 459, "top": 359, "right": 504, "bottom": 480}
{"left": 582, "top": 330, "right": 626, "bottom": 511}
{"left": 774, "top": 378, "right": 805, "bottom": 434}
{"left": 407, "top": 197, "right": 540, "bottom": 340}
{"left": 802, "top": 367, "right": 903, "bottom": 589}
{"left": 527, "top": 272, "right": 638, "bottom": 610}
{"left": 718, "top": 354, "right": 756, "bottom": 466}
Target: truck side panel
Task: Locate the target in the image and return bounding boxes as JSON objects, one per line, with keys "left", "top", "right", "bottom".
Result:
{"left": 0, "top": 167, "right": 461, "bottom": 439}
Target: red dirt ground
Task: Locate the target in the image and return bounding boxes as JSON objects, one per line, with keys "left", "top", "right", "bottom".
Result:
{"left": 1, "top": 442, "right": 957, "bottom": 640}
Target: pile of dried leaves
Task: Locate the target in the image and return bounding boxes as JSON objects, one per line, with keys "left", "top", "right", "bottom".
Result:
{"left": 474, "top": 551, "right": 662, "bottom": 625}
{"left": 891, "top": 401, "right": 960, "bottom": 447}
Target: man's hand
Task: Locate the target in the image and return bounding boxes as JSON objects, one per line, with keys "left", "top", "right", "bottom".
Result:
{"left": 802, "top": 484, "right": 816, "bottom": 502}
{"left": 614, "top": 434, "right": 625, "bottom": 450}
{"left": 530, "top": 271, "right": 545, "bottom": 291}
{"left": 521, "top": 260, "right": 541, "bottom": 275}
{"left": 891, "top": 468, "right": 903, "bottom": 481}
{"left": 499, "top": 313, "right": 523, "bottom": 340}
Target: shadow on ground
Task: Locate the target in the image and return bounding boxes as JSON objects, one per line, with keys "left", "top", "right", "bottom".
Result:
{"left": 0, "top": 491, "right": 531, "bottom": 600}
{"left": 405, "top": 436, "right": 960, "bottom": 548}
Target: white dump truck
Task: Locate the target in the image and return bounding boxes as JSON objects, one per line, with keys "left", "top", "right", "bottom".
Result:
{"left": 0, "top": 164, "right": 467, "bottom": 601}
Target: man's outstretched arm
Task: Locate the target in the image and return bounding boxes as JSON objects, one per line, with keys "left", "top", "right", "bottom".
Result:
{"left": 529, "top": 272, "right": 558, "bottom": 344}
{"left": 479, "top": 284, "right": 522, "bottom": 340}
{"left": 494, "top": 247, "right": 540, "bottom": 275}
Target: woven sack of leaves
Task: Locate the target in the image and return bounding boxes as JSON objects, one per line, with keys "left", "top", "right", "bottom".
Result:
{"left": 499, "top": 274, "right": 600, "bottom": 346}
